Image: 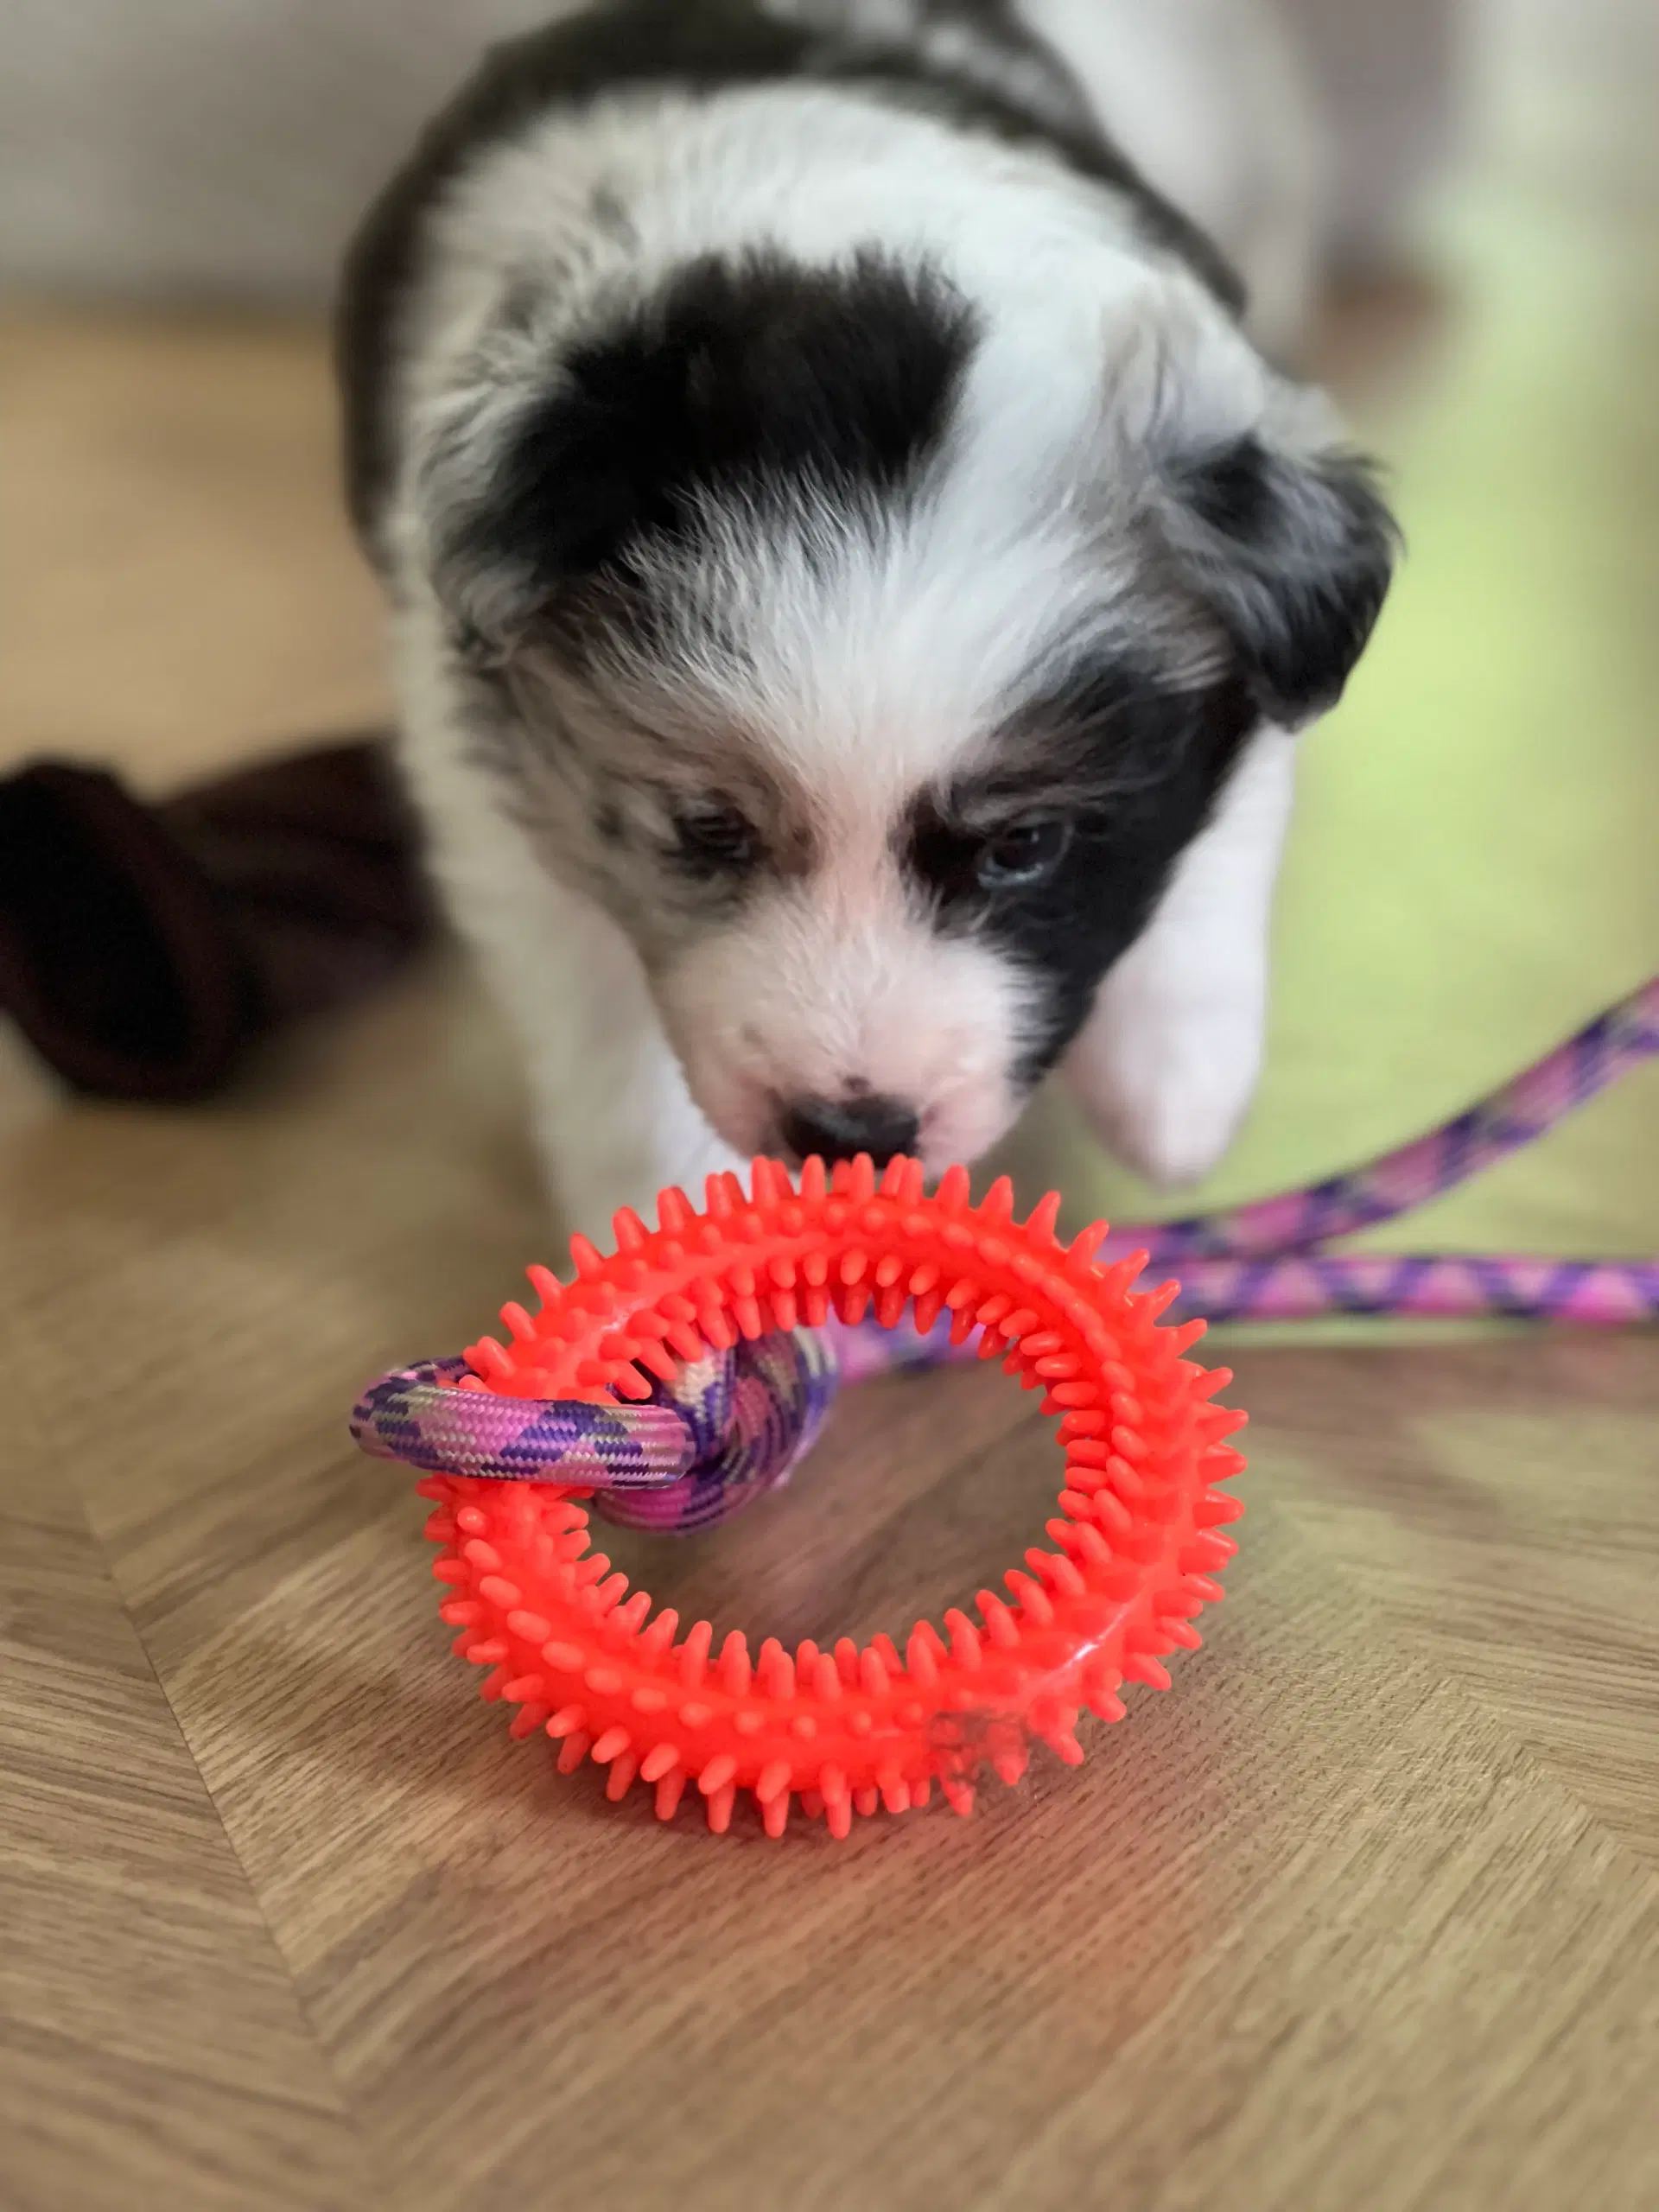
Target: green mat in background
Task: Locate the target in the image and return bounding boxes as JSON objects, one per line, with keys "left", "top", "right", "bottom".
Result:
{"left": 999, "top": 175, "right": 1659, "bottom": 1286}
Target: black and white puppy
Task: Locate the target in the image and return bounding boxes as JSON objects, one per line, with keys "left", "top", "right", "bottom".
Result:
{"left": 339, "top": 0, "right": 1396, "bottom": 1241}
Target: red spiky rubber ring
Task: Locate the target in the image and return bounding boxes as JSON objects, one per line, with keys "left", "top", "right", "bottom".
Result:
{"left": 419, "top": 1155, "right": 1246, "bottom": 1838}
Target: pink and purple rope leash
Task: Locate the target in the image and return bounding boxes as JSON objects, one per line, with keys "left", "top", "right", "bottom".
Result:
{"left": 356, "top": 978, "right": 1657, "bottom": 1526}
{"left": 1116, "top": 974, "right": 1659, "bottom": 1326}
{"left": 829, "top": 975, "right": 1659, "bottom": 1380}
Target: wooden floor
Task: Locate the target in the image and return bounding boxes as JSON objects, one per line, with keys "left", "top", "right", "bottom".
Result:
{"left": 3, "top": 960, "right": 1656, "bottom": 2212}
{"left": 3, "top": 3, "right": 1657, "bottom": 2208}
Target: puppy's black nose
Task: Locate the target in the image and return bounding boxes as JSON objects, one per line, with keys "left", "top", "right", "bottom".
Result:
{"left": 779, "top": 1095, "right": 920, "bottom": 1169}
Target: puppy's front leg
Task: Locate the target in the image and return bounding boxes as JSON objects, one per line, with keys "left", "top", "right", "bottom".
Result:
{"left": 393, "top": 624, "right": 744, "bottom": 1242}
{"left": 1064, "top": 724, "right": 1297, "bottom": 1189}
{"left": 483, "top": 875, "right": 746, "bottom": 1245}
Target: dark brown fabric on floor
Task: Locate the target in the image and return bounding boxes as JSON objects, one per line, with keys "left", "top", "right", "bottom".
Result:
{"left": 0, "top": 738, "right": 429, "bottom": 1101}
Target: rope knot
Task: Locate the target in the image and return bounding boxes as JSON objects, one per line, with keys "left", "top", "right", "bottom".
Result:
{"left": 350, "top": 1327, "right": 840, "bottom": 1534}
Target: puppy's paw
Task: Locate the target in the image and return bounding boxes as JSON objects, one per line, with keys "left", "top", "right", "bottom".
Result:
{"left": 1064, "top": 721, "right": 1294, "bottom": 1188}
{"left": 1064, "top": 978, "right": 1266, "bottom": 1192}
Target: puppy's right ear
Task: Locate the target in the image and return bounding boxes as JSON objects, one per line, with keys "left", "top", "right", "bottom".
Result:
{"left": 1154, "top": 427, "right": 1399, "bottom": 726}
{"left": 1103, "top": 289, "right": 1399, "bottom": 726}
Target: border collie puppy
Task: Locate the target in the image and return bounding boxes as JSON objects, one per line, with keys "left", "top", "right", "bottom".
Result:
{"left": 339, "top": 0, "right": 1396, "bottom": 1241}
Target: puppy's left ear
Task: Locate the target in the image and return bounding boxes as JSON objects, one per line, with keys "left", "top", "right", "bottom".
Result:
{"left": 1155, "top": 421, "right": 1400, "bottom": 726}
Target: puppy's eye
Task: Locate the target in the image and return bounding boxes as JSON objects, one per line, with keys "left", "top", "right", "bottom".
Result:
{"left": 975, "top": 820, "right": 1071, "bottom": 891}
{"left": 671, "top": 804, "right": 760, "bottom": 878}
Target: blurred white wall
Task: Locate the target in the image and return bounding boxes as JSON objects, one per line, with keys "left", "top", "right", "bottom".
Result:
{"left": 0, "top": 0, "right": 1459, "bottom": 303}
{"left": 1278, "top": 0, "right": 1459, "bottom": 263}
{"left": 0, "top": 0, "right": 560, "bottom": 301}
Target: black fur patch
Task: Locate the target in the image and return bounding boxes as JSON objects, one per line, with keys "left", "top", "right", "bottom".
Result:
{"left": 442, "top": 250, "right": 976, "bottom": 599}
{"left": 1164, "top": 435, "right": 1400, "bottom": 723}
{"left": 906, "top": 659, "right": 1257, "bottom": 1084}
{"left": 337, "top": 0, "right": 1244, "bottom": 548}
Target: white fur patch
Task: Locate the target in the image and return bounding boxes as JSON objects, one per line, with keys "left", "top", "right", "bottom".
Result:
{"left": 658, "top": 849, "right": 1039, "bottom": 1172}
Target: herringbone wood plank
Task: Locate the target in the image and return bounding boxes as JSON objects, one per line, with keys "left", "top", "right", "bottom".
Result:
{"left": 0, "top": 1209, "right": 366, "bottom": 2212}
{"left": 3, "top": 969, "right": 1656, "bottom": 2212}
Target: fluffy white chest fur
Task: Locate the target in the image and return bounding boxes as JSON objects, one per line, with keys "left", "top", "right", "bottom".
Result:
{"left": 342, "top": 0, "right": 1393, "bottom": 1242}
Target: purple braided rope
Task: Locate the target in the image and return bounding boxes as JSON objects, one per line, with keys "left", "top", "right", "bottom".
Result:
{"left": 591, "top": 1326, "right": 840, "bottom": 1535}
{"left": 1158, "top": 1254, "right": 1659, "bottom": 1325}
{"left": 839, "top": 976, "right": 1659, "bottom": 1346}
{"left": 354, "top": 978, "right": 1657, "bottom": 1520}
{"left": 353, "top": 1331, "right": 840, "bottom": 1535}
{"left": 351, "top": 1357, "right": 693, "bottom": 1484}
{"left": 1122, "top": 979, "right": 1659, "bottom": 1268}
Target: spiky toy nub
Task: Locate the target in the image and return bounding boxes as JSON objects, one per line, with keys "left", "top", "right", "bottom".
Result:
{"left": 412, "top": 1154, "right": 1245, "bottom": 1838}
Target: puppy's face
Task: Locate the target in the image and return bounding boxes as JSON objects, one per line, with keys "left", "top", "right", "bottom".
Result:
{"left": 420, "top": 250, "right": 1394, "bottom": 1169}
